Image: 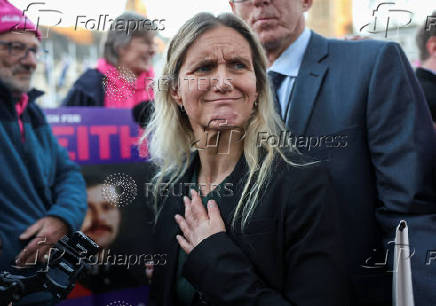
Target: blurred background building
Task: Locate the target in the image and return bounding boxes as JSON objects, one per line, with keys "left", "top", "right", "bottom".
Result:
{"left": 307, "top": 0, "right": 433, "bottom": 61}
{"left": 307, "top": 0, "right": 353, "bottom": 38}
{"left": 8, "top": 0, "right": 434, "bottom": 107}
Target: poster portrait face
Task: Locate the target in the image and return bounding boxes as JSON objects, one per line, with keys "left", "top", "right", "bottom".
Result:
{"left": 81, "top": 184, "right": 121, "bottom": 249}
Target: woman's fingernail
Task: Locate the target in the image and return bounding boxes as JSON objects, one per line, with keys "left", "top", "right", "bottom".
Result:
{"left": 208, "top": 200, "right": 214, "bottom": 207}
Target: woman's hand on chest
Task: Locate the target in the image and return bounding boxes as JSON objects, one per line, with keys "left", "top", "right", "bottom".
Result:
{"left": 174, "top": 189, "right": 226, "bottom": 254}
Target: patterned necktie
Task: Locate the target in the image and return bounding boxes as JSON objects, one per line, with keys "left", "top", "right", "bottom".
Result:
{"left": 268, "top": 71, "right": 286, "bottom": 118}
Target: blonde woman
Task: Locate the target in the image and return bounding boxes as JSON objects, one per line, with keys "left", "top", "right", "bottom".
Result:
{"left": 145, "top": 12, "right": 349, "bottom": 306}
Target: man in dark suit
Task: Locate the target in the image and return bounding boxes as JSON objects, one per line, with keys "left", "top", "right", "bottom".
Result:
{"left": 416, "top": 11, "right": 436, "bottom": 124}
{"left": 230, "top": 0, "right": 436, "bottom": 305}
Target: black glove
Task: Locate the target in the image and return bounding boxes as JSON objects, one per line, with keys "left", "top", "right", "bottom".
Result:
{"left": 132, "top": 100, "right": 154, "bottom": 128}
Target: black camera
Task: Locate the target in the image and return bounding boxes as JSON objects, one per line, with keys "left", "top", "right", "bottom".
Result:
{"left": 0, "top": 231, "right": 99, "bottom": 305}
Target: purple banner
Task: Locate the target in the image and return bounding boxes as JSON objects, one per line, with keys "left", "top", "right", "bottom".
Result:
{"left": 43, "top": 107, "right": 148, "bottom": 164}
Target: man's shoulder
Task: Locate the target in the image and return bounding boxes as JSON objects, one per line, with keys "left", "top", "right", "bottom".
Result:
{"left": 314, "top": 31, "right": 390, "bottom": 48}
{"left": 310, "top": 31, "right": 395, "bottom": 56}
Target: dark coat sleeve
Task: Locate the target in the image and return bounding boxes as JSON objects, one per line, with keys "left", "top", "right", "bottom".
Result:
{"left": 367, "top": 43, "right": 436, "bottom": 303}
{"left": 46, "top": 133, "right": 87, "bottom": 232}
{"left": 31, "top": 108, "right": 87, "bottom": 232}
{"left": 182, "top": 164, "right": 350, "bottom": 306}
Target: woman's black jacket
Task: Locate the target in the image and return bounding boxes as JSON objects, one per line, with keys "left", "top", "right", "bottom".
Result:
{"left": 148, "top": 153, "right": 350, "bottom": 306}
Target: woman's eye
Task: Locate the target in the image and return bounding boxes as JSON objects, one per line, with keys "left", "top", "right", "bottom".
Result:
{"left": 195, "top": 65, "right": 213, "bottom": 73}
{"left": 231, "top": 62, "right": 246, "bottom": 70}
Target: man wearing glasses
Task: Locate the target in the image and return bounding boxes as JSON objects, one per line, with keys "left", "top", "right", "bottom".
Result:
{"left": 230, "top": 0, "right": 436, "bottom": 305}
{"left": 0, "top": 1, "right": 86, "bottom": 304}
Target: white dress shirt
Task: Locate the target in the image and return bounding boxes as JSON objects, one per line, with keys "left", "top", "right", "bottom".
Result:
{"left": 267, "top": 28, "right": 312, "bottom": 120}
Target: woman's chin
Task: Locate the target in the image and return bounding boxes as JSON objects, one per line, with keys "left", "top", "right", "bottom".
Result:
{"left": 207, "top": 116, "right": 240, "bottom": 130}
{"left": 130, "top": 65, "right": 149, "bottom": 76}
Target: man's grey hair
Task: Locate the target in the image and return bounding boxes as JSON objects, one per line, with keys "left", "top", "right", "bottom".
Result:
{"left": 103, "top": 11, "right": 155, "bottom": 66}
{"left": 416, "top": 11, "right": 436, "bottom": 61}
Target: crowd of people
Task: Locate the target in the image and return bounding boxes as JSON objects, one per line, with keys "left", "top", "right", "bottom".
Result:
{"left": 0, "top": 0, "right": 435, "bottom": 305}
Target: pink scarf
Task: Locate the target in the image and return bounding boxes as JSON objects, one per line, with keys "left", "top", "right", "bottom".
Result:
{"left": 96, "top": 58, "right": 154, "bottom": 108}
{"left": 15, "top": 93, "right": 28, "bottom": 142}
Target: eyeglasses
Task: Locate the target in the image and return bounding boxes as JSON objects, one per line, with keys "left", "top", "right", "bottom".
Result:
{"left": 232, "top": 0, "right": 253, "bottom": 3}
{"left": 0, "top": 41, "right": 47, "bottom": 61}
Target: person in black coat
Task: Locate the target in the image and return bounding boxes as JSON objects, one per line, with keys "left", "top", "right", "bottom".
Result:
{"left": 416, "top": 11, "right": 436, "bottom": 124}
{"left": 63, "top": 11, "right": 156, "bottom": 127}
{"left": 144, "top": 13, "right": 350, "bottom": 306}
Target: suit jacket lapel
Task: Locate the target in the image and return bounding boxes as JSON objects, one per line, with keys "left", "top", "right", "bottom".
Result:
{"left": 287, "top": 32, "right": 329, "bottom": 135}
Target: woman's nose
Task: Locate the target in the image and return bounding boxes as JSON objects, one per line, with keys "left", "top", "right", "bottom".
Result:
{"left": 213, "top": 66, "right": 233, "bottom": 92}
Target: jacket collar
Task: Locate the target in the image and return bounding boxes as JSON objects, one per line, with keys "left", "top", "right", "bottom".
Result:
{"left": 27, "top": 88, "right": 44, "bottom": 102}
{"left": 0, "top": 79, "right": 44, "bottom": 105}
{"left": 268, "top": 28, "right": 312, "bottom": 78}
{"left": 287, "top": 31, "right": 329, "bottom": 135}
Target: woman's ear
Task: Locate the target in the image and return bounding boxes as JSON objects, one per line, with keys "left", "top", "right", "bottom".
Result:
{"left": 170, "top": 86, "right": 183, "bottom": 107}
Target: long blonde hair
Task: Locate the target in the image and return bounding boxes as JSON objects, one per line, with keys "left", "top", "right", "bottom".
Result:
{"left": 142, "top": 12, "right": 301, "bottom": 230}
